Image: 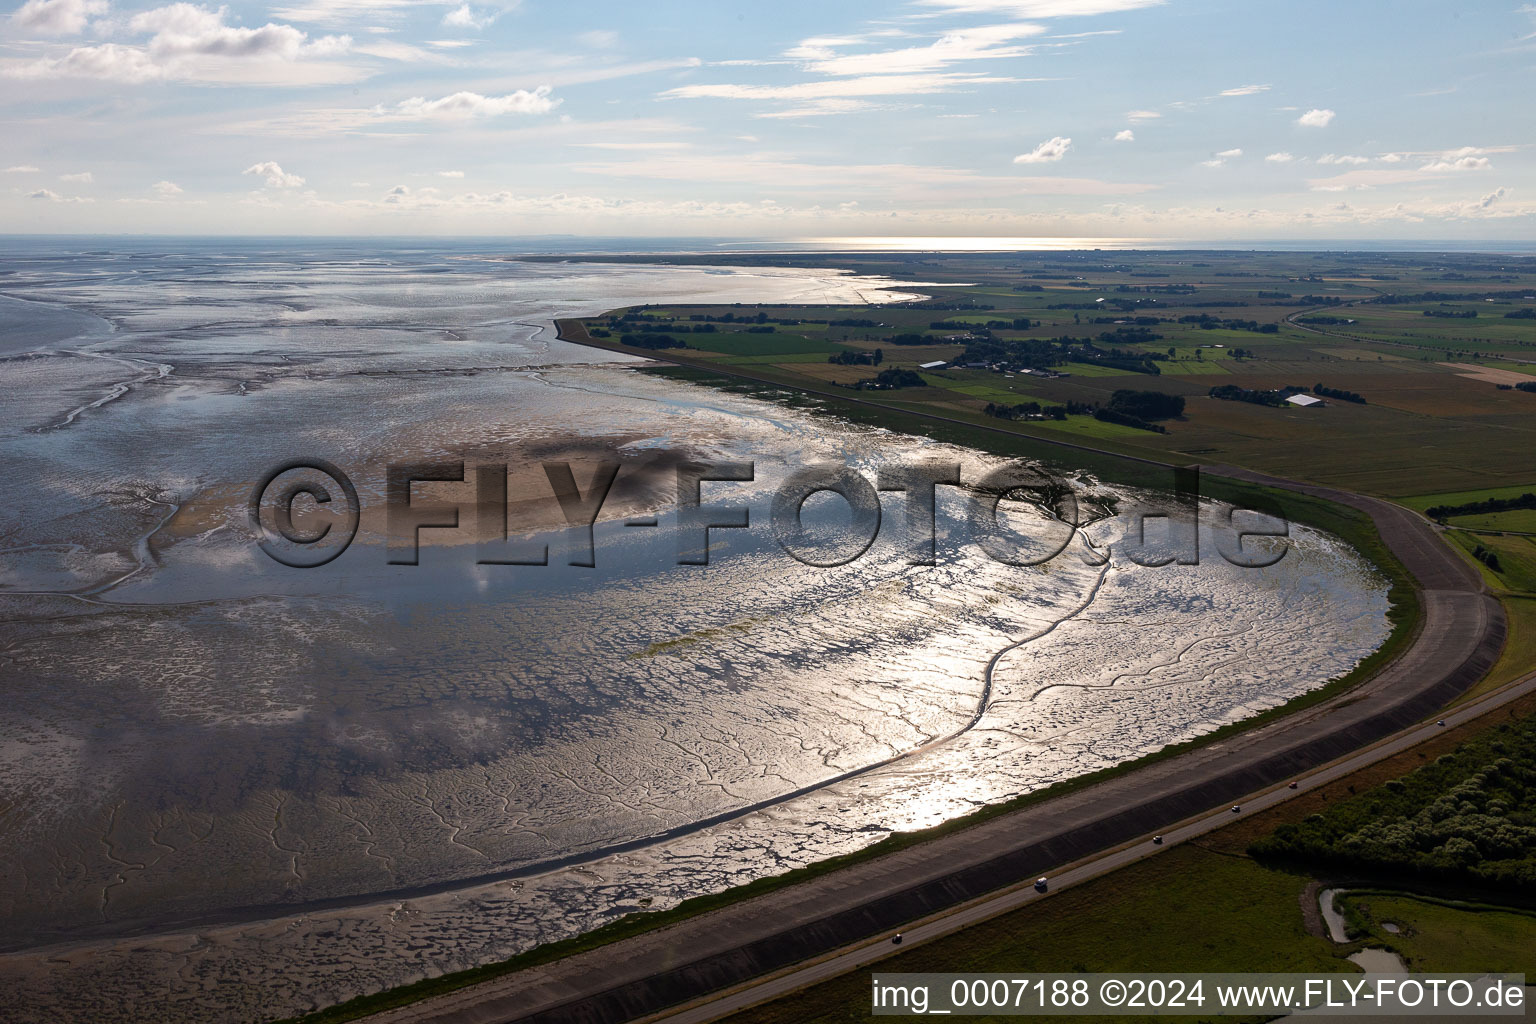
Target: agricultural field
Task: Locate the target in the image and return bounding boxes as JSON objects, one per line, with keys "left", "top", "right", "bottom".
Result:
{"left": 562, "top": 249, "right": 1536, "bottom": 500}
{"left": 1339, "top": 893, "right": 1536, "bottom": 975}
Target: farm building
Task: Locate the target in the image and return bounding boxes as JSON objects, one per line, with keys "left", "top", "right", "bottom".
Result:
{"left": 1286, "top": 394, "right": 1324, "bottom": 408}
{"left": 918, "top": 360, "right": 948, "bottom": 370}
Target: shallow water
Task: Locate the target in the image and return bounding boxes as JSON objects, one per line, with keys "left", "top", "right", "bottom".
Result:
{"left": 0, "top": 240, "right": 1391, "bottom": 1022}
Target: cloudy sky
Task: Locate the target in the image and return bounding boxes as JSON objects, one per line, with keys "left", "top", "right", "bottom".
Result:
{"left": 3, "top": 0, "right": 1533, "bottom": 238}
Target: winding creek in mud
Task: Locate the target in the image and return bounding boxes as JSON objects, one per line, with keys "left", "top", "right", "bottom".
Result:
{"left": 0, "top": 240, "right": 1389, "bottom": 1022}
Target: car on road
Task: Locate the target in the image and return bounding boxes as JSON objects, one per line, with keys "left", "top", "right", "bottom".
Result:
{"left": 1034, "top": 877, "right": 1049, "bottom": 892}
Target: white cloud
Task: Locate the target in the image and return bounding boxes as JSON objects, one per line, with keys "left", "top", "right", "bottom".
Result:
{"left": 791, "top": 23, "right": 1046, "bottom": 77}
{"left": 1317, "top": 153, "right": 1368, "bottom": 165}
{"left": 1264, "top": 152, "right": 1295, "bottom": 163}
{"left": 59, "top": 170, "right": 93, "bottom": 182}
{"left": 1013, "top": 135, "right": 1071, "bottom": 163}
{"left": 4, "top": 165, "right": 41, "bottom": 173}
{"left": 913, "top": 0, "right": 1165, "bottom": 16}
{"left": 1113, "top": 128, "right": 1134, "bottom": 141}
{"left": 151, "top": 179, "right": 183, "bottom": 195}
{"left": 1306, "top": 148, "right": 1503, "bottom": 190}
{"left": 753, "top": 98, "right": 882, "bottom": 118}
{"left": 267, "top": 0, "right": 439, "bottom": 24}
{"left": 442, "top": 3, "right": 497, "bottom": 29}
{"left": 7, "top": 43, "right": 165, "bottom": 82}
{"left": 11, "top": 0, "right": 107, "bottom": 35}
{"left": 665, "top": 72, "right": 1017, "bottom": 103}
{"left": 389, "top": 86, "right": 558, "bottom": 118}
{"left": 1420, "top": 146, "right": 1492, "bottom": 172}
{"left": 27, "top": 187, "right": 92, "bottom": 202}
{"left": 1219, "top": 83, "right": 1269, "bottom": 97}
{"left": 4, "top": 4, "right": 355, "bottom": 84}
{"left": 1296, "top": 108, "right": 1335, "bottom": 127}
{"left": 577, "top": 29, "right": 617, "bottom": 48}
{"left": 1126, "top": 109, "right": 1159, "bottom": 121}
{"left": 437, "top": 169, "right": 464, "bottom": 177}
{"left": 572, "top": 141, "right": 694, "bottom": 150}
{"left": 1216, "top": 147, "right": 1242, "bottom": 158}
{"left": 243, "top": 161, "right": 305, "bottom": 187}
{"left": 568, "top": 152, "right": 1154, "bottom": 198}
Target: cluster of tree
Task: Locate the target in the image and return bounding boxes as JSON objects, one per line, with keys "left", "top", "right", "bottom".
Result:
{"left": 1373, "top": 289, "right": 1536, "bottom": 304}
{"left": 983, "top": 401, "right": 1070, "bottom": 421}
{"left": 1472, "top": 545, "right": 1504, "bottom": 573}
{"left": 1178, "top": 314, "right": 1280, "bottom": 333}
{"left": 744, "top": 325, "right": 776, "bottom": 333}
{"left": 1517, "top": 381, "right": 1536, "bottom": 394}
{"left": 1287, "top": 295, "right": 1347, "bottom": 306}
{"left": 884, "top": 332, "right": 946, "bottom": 346}
{"left": 1093, "top": 408, "right": 1166, "bottom": 433}
{"left": 852, "top": 367, "right": 927, "bottom": 390}
{"left": 1070, "top": 348, "right": 1161, "bottom": 375}
{"left": 932, "top": 317, "right": 1034, "bottom": 330}
{"left": 827, "top": 317, "right": 884, "bottom": 328}
{"left": 619, "top": 332, "right": 689, "bottom": 350}
{"left": 959, "top": 336, "right": 1067, "bottom": 370}
{"left": 827, "top": 348, "right": 883, "bottom": 366}
{"left": 1505, "top": 308, "right": 1536, "bottom": 320}
{"left": 1105, "top": 389, "right": 1185, "bottom": 421}
{"left": 1296, "top": 315, "right": 1356, "bottom": 325}
{"left": 1425, "top": 492, "right": 1536, "bottom": 521}
{"left": 1423, "top": 309, "right": 1478, "bottom": 319}
{"left": 1048, "top": 299, "right": 1149, "bottom": 312}
{"left": 899, "top": 301, "right": 995, "bottom": 311}
{"left": 1250, "top": 718, "right": 1536, "bottom": 893}
{"left": 1209, "top": 384, "right": 1300, "bottom": 407}
{"left": 1112, "top": 283, "right": 1198, "bottom": 294}
{"left": 1099, "top": 327, "right": 1165, "bottom": 345}
{"left": 1313, "top": 383, "right": 1366, "bottom": 404}
{"left": 607, "top": 318, "right": 721, "bottom": 333}
{"left": 682, "top": 311, "right": 789, "bottom": 324}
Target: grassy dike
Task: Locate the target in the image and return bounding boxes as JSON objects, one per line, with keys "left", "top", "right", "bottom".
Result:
{"left": 280, "top": 329, "right": 1427, "bottom": 1024}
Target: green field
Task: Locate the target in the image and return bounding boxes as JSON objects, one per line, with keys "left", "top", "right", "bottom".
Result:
{"left": 1451, "top": 509, "right": 1536, "bottom": 532}
{"left": 728, "top": 846, "right": 1345, "bottom": 1024}
{"left": 573, "top": 250, "right": 1536, "bottom": 501}
{"left": 1447, "top": 530, "right": 1536, "bottom": 593}
{"left": 920, "top": 372, "right": 1042, "bottom": 402}
{"left": 1401, "top": 485, "right": 1536, "bottom": 512}
{"left": 685, "top": 331, "right": 843, "bottom": 356}
{"left": 1342, "top": 893, "right": 1536, "bottom": 974}
{"left": 1035, "top": 414, "right": 1162, "bottom": 440}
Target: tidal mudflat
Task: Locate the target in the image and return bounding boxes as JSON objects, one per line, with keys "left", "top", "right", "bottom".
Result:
{"left": 0, "top": 241, "right": 1389, "bottom": 1022}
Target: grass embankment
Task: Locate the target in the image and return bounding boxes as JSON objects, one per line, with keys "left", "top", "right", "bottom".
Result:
{"left": 727, "top": 846, "right": 1337, "bottom": 1024}
{"left": 727, "top": 689, "right": 1536, "bottom": 1024}
{"left": 286, "top": 339, "right": 1429, "bottom": 1024}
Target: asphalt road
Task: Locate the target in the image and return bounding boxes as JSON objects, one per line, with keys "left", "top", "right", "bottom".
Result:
{"left": 647, "top": 666, "right": 1536, "bottom": 1024}
{"left": 369, "top": 464, "right": 1508, "bottom": 1024}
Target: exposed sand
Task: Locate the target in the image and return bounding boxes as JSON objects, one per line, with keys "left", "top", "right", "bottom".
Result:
{"left": 1439, "top": 361, "right": 1536, "bottom": 385}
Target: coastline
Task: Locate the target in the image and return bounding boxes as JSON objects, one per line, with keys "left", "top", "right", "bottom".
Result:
{"left": 274, "top": 311, "right": 1457, "bottom": 1024}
